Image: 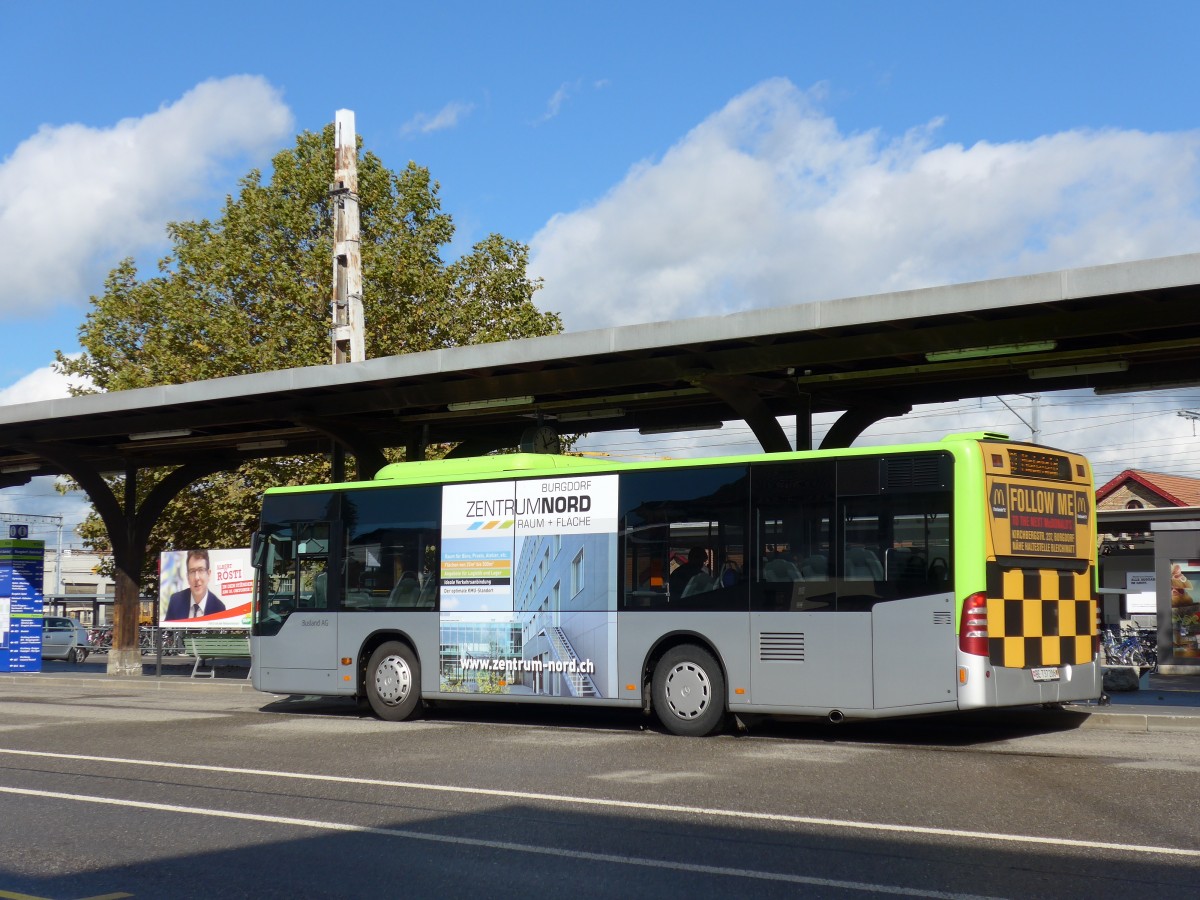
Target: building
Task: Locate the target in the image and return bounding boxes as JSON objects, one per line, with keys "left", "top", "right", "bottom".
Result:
{"left": 1097, "top": 469, "right": 1200, "bottom": 556}
{"left": 1097, "top": 469, "right": 1200, "bottom": 512}
{"left": 1095, "top": 470, "right": 1200, "bottom": 673}
{"left": 42, "top": 549, "right": 116, "bottom": 625}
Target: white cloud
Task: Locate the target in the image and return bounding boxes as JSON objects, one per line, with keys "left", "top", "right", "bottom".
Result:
{"left": 537, "top": 79, "right": 608, "bottom": 124}
{"left": 530, "top": 77, "right": 1200, "bottom": 332}
{"left": 0, "top": 75, "right": 294, "bottom": 316}
{"left": 541, "top": 78, "right": 1200, "bottom": 478}
{"left": 0, "top": 367, "right": 89, "bottom": 538}
{"left": 0, "top": 365, "right": 95, "bottom": 538}
{"left": 540, "top": 81, "right": 577, "bottom": 122}
{"left": 0, "top": 475, "right": 90, "bottom": 541}
{"left": 401, "top": 101, "right": 475, "bottom": 136}
{"left": 0, "top": 365, "right": 89, "bottom": 406}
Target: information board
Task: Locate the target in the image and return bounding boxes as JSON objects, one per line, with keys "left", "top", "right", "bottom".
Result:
{"left": 0, "top": 539, "right": 45, "bottom": 673}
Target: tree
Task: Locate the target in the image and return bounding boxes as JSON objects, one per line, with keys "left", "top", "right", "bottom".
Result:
{"left": 57, "top": 126, "right": 562, "bottom": 590}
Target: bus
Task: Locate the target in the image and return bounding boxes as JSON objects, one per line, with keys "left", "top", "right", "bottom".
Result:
{"left": 250, "top": 432, "right": 1101, "bottom": 735}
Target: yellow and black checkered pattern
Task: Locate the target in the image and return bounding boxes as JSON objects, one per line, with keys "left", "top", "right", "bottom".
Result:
{"left": 985, "top": 563, "right": 1096, "bottom": 668}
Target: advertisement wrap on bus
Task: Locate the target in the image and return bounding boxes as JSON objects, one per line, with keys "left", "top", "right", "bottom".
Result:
{"left": 439, "top": 475, "right": 619, "bottom": 698}
{"left": 978, "top": 447, "right": 1096, "bottom": 674}
{"left": 250, "top": 433, "right": 1102, "bottom": 735}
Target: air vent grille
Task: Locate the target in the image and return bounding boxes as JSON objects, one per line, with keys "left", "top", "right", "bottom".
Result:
{"left": 883, "top": 455, "right": 945, "bottom": 490}
{"left": 933, "top": 611, "right": 953, "bottom": 626}
{"left": 759, "top": 631, "right": 805, "bottom": 662}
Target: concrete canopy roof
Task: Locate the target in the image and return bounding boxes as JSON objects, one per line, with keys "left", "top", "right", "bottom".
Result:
{"left": 2, "top": 250, "right": 1199, "bottom": 484}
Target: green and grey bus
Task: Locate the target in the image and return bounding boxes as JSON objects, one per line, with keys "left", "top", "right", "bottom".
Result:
{"left": 250, "top": 432, "right": 1101, "bottom": 735}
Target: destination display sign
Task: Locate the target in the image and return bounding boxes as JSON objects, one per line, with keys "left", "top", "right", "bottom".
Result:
{"left": 1008, "top": 449, "right": 1073, "bottom": 482}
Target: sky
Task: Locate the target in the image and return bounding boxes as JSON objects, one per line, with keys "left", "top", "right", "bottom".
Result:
{"left": 2, "top": 1, "right": 1200, "bottom": 544}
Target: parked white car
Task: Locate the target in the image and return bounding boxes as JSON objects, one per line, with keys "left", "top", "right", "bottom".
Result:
{"left": 41, "top": 616, "right": 90, "bottom": 662}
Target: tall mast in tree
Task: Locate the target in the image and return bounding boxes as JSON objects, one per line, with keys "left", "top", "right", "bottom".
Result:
{"left": 330, "top": 109, "right": 365, "bottom": 364}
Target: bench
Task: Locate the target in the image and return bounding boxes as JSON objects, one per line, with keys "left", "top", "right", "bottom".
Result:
{"left": 186, "top": 632, "right": 252, "bottom": 679}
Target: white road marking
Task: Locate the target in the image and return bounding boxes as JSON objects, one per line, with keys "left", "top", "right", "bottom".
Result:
{"left": 240, "top": 719, "right": 411, "bottom": 735}
{"left": 0, "top": 783, "right": 999, "bottom": 899}
{"left": 1, "top": 747, "right": 1196, "bottom": 859}
{"left": 0, "top": 701, "right": 224, "bottom": 723}
{"left": 592, "top": 768, "right": 706, "bottom": 784}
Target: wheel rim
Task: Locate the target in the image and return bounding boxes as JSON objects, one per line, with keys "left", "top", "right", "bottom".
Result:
{"left": 664, "top": 660, "right": 711, "bottom": 720}
{"left": 374, "top": 654, "right": 413, "bottom": 706}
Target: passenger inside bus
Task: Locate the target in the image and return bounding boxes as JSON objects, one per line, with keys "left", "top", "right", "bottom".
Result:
{"left": 669, "top": 546, "right": 711, "bottom": 599}
{"left": 718, "top": 557, "right": 742, "bottom": 588}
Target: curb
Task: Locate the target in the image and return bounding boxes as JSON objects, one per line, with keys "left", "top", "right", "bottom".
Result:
{"left": 3, "top": 674, "right": 1199, "bottom": 733}
{"left": 1078, "top": 713, "right": 1200, "bottom": 733}
{"left": 0, "top": 673, "right": 262, "bottom": 693}
{"left": 1069, "top": 707, "right": 1200, "bottom": 733}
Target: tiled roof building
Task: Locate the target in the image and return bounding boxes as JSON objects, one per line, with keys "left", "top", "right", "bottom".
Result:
{"left": 1096, "top": 470, "right": 1200, "bottom": 510}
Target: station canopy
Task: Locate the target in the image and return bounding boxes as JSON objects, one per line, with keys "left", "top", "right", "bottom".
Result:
{"left": 2, "top": 251, "right": 1199, "bottom": 488}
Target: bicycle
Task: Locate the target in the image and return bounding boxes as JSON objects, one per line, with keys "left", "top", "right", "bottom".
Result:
{"left": 1101, "top": 628, "right": 1147, "bottom": 667}
{"left": 161, "top": 630, "right": 187, "bottom": 656}
{"left": 1133, "top": 627, "right": 1159, "bottom": 673}
{"left": 138, "top": 627, "right": 158, "bottom": 654}
{"left": 88, "top": 628, "right": 113, "bottom": 652}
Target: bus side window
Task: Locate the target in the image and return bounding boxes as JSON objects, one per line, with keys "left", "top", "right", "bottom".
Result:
{"left": 301, "top": 563, "right": 327, "bottom": 609}
{"left": 340, "top": 486, "right": 441, "bottom": 611}
{"left": 751, "top": 460, "right": 835, "bottom": 612}
{"left": 838, "top": 481, "right": 952, "bottom": 604}
{"left": 619, "top": 466, "right": 749, "bottom": 612}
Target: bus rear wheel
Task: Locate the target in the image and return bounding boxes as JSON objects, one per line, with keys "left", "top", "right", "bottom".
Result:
{"left": 366, "top": 641, "right": 421, "bottom": 722}
{"left": 652, "top": 644, "right": 726, "bottom": 736}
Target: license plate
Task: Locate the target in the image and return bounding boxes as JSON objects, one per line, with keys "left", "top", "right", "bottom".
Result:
{"left": 1031, "top": 667, "right": 1060, "bottom": 682}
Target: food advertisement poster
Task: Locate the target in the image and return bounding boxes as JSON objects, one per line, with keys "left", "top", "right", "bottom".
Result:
{"left": 1170, "top": 560, "right": 1200, "bottom": 659}
{"left": 987, "top": 479, "right": 1090, "bottom": 559}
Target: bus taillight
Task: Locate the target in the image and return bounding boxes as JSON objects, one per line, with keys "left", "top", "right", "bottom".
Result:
{"left": 959, "top": 592, "right": 989, "bottom": 656}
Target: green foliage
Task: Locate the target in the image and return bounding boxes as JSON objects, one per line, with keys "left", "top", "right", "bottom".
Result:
{"left": 56, "top": 127, "right": 562, "bottom": 587}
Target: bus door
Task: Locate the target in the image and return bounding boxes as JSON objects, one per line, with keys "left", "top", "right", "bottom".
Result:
{"left": 750, "top": 461, "right": 862, "bottom": 709}
{"left": 848, "top": 455, "right": 957, "bottom": 710}
{"left": 254, "top": 520, "right": 341, "bottom": 693}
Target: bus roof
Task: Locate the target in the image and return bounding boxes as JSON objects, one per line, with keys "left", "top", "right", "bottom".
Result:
{"left": 263, "top": 431, "right": 1081, "bottom": 495}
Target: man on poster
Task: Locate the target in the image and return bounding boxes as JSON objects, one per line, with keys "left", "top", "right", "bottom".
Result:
{"left": 164, "top": 549, "right": 227, "bottom": 621}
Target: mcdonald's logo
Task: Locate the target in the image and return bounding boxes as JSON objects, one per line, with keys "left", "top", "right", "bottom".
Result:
{"left": 990, "top": 483, "right": 1008, "bottom": 518}
{"left": 1075, "top": 491, "right": 1090, "bottom": 525}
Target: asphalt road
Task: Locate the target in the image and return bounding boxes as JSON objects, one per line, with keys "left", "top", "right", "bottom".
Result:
{"left": 0, "top": 680, "right": 1197, "bottom": 900}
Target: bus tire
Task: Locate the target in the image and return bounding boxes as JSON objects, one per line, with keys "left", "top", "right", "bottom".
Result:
{"left": 652, "top": 644, "right": 726, "bottom": 736}
{"left": 366, "top": 641, "right": 421, "bottom": 722}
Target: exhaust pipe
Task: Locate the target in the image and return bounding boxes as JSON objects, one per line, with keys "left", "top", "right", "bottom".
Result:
{"left": 827, "top": 709, "right": 844, "bottom": 724}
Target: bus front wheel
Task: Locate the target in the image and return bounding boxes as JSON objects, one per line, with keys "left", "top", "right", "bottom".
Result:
{"left": 366, "top": 641, "right": 421, "bottom": 722}
{"left": 652, "top": 644, "right": 726, "bottom": 736}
